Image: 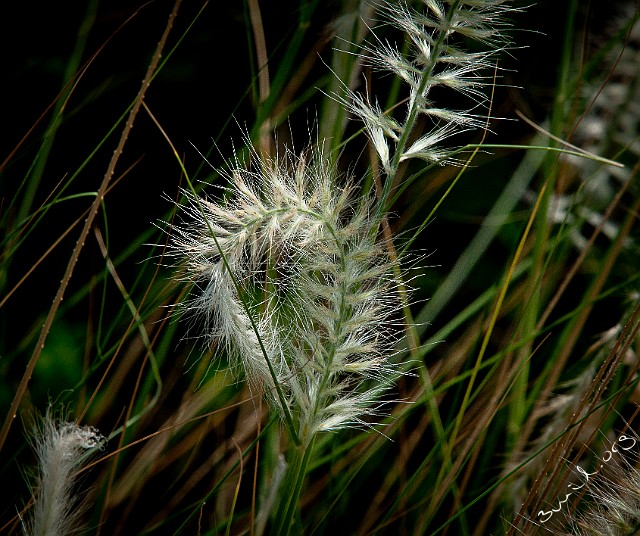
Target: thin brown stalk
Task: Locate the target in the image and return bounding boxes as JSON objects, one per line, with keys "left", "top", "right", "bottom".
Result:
{"left": 0, "top": 157, "right": 141, "bottom": 310}
{"left": 522, "top": 301, "right": 640, "bottom": 535}
{"left": 481, "top": 160, "right": 639, "bottom": 535}
{"left": 0, "top": 0, "right": 182, "bottom": 455}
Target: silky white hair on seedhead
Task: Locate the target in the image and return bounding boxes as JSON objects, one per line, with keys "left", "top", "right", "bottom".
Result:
{"left": 25, "top": 415, "right": 104, "bottom": 536}
{"left": 168, "top": 141, "right": 408, "bottom": 442}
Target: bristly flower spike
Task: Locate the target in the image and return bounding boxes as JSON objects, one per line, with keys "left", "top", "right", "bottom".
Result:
{"left": 26, "top": 417, "right": 104, "bottom": 536}
{"left": 341, "top": 0, "right": 518, "bottom": 208}
{"left": 169, "top": 142, "right": 407, "bottom": 445}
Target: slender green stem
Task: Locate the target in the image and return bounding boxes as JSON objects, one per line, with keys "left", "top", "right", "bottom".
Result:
{"left": 272, "top": 435, "right": 316, "bottom": 536}
{"left": 377, "top": 0, "right": 463, "bottom": 218}
{"left": 168, "top": 146, "right": 302, "bottom": 447}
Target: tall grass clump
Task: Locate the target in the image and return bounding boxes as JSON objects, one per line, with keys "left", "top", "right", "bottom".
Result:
{"left": 167, "top": 0, "right": 518, "bottom": 532}
{"left": 3, "top": 0, "right": 640, "bottom": 535}
{"left": 505, "top": 5, "right": 640, "bottom": 534}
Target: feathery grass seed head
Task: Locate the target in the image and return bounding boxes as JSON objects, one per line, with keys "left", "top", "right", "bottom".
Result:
{"left": 343, "top": 0, "right": 517, "bottom": 174}
{"left": 27, "top": 417, "right": 104, "bottom": 536}
{"left": 169, "top": 143, "right": 407, "bottom": 440}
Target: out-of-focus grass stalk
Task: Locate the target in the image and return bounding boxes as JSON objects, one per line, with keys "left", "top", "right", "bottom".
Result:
{"left": 507, "top": 0, "right": 579, "bottom": 456}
